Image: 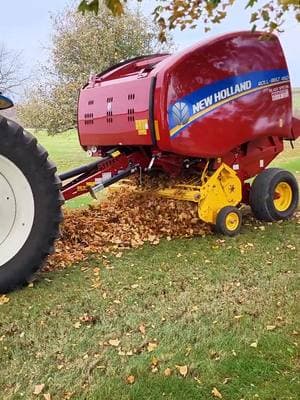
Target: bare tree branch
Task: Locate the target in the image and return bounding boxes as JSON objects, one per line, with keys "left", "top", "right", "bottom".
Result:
{"left": 0, "top": 43, "right": 28, "bottom": 95}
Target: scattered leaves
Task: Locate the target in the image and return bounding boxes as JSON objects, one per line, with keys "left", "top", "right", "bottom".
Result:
{"left": 211, "top": 387, "right": 223, "bottom": 398}
{"left": 0, "top": 295, "right": 10, "bottom": 305}
{"left": 175, "top": 364, "right": 188, "bottom": 377}
{"left": 266, "top": 325, "right": 276, "bottom": 331}
{"left": 33, "top": 384, "right": 45, "bottom": 395}
{"left": 126, "top": 375, "right": 135, "bottom": 384}
{"left": 164, "top": 367, "right": 172, "bottom": 376}
{"left": 147, "top": 342, "right": 158, "bottom": 352}
{"left": 108, "top": 338, "right": 120, "bottom": 347}
{"left": 139, "top": 324, "right": 146, "bottom": 335}
{"left": 45, "top": 186, "right": 210, "bottom": 271}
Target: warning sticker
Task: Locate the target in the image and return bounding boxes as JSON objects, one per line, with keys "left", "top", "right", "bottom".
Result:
{"left": 270, "top": 85, "right": 289, "bottom": 101}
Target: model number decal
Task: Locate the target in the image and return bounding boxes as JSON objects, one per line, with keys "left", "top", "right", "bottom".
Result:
{"left": 270, "top": 85, "right": 289, "bottom": 101}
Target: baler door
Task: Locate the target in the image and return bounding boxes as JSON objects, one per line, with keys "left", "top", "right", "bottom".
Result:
{"left": 78, "top": 75, "right": 155, "bottom": 148}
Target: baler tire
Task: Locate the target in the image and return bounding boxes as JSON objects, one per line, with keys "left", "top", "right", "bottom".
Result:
{"left": 249, "top": 168, "right": 299, "bottom": 222}
{"left": 0, "top": 116, "right": 64, "bottom": 293}
{"left": 215, "top": 206, "right": 242, "bottom": 237}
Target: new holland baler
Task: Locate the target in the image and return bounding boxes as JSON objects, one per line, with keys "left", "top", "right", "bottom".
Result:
{"left": 63, "top": 31, "right": 299, "bottom": 234}
{"left": 0, "top": 31, "right": 299, "bottom": 293}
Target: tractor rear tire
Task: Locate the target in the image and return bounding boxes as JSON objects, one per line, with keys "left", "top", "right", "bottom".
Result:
{"left": 0, "top": 116, "right": 63, "bottom": 293}
{"left": 249, "top": 168, "right": 299, "bottom": 222}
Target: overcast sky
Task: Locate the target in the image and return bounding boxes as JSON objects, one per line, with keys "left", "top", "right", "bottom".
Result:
{"left": 1, "top": 0, "right": 299, "bottom": 102}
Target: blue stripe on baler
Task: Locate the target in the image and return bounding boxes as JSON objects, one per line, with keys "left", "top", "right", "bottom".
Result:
{"left": 168, "top": 68, "right": 290, "bottom": 139}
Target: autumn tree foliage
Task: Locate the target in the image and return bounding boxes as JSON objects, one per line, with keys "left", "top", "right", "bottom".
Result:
{"left": 18, "top": 6, "right": 170, "bottom": 133}
{"left": 79, "top": 0, "right": 300, "bottom": 41}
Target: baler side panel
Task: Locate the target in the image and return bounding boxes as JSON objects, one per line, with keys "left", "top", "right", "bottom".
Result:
{"left": 155, "top": 32, "right": 293, "bottom": 158}
{"left": 78, "top": 76, "right": 154, "bottom": 147}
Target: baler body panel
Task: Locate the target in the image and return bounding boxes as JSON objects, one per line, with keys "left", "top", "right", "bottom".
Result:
{"left": 78, "top": 75, "right": 154, "bottom": 147}
{"left": 154, "top": 32, "right": 292, "bottom": 157}
{"left": 78, "top": 54, "right": 169, "bottom": 148}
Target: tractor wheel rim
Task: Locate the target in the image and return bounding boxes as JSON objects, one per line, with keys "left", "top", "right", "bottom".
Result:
{"left": 273, "top": 182, "right": 292, "bottom": 212}
{"left": 0, "top": 155, "right": 35, "bottom": 267}
{"left": 225, "top": 212, "right": 239, "bottom": 231}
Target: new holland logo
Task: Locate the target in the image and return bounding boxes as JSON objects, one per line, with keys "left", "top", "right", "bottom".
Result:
{"left": 171, "top": 102, "right": 190, "bottom": 126}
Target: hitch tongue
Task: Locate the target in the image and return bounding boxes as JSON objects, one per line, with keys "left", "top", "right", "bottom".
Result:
{"left": 90, "top": 165, "right": 138, "bottom": 198}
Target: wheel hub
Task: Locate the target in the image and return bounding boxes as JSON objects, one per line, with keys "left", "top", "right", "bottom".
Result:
{"left": 274, "top": 182, "right": 292, "bottom": 212}
{"left": 225, "top": 211, "right": 239, "bottom": 231}
{"left": 0, "top": 155, "right": 35, "bottom": 267}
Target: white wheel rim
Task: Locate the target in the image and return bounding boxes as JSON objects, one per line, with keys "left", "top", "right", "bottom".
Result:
{"left": 0, "top": 155, "right": 35, "bottom": 267}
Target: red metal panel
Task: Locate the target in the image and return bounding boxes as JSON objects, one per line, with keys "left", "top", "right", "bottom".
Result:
{"left": 78, "top": 75, "right": 154, "bottom": 147}
{"left": 154, "top": 31, "right": 293, "bottom": 157}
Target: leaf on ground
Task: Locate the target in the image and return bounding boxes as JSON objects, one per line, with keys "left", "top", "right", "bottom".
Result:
{"left": 108, "top": 338, "right": 120, "bottom": 347}
{"left": 147, "top": 342, "right": 158, "bottom": 352}
{"left": 164, "top": 367, "right": 172, "bottom": 376}
{"left": 266, "top": 325, "right": 276, "bottom": 331}
{"left": 43, "top": 394, "right": 51, "bottom": 400}
{"left": 33, "top": 384, "right": 45, "bottom": 395}
{"left": 126, "top": 375, "right": 135, "bottom": 384}
{"left": 250, "top": 341, "right": 258, "bottom": 348}
{"left": 211, "top": 387, "right": 222, "bottom": 398}
{"left": 175, "top": 364, "right": 188, "bottom": 377}
{"left": 0, "top": 295, "right": 10, "bottom": 305}
{"left": 223, "top": 377, "right": 231, "bottom": 384}
{"left": 139, "top": 324, "right": 146, "bottom": 335}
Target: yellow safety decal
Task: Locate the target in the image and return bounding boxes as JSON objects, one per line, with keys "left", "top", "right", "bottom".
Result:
{"left": 135, "top": 119, "right": 148, "bottom": 135}
{"left": 154, "top": 120, "right": 160, "bottom": 140}
{"left": 111, "top": 150, "right": 121, "bottom": 158}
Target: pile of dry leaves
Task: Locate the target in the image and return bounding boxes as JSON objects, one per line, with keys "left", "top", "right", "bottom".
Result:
{"left": 46, "top": 185, "right": 211, "bottom": 271}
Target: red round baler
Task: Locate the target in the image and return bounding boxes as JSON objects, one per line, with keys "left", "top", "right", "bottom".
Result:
{"left": 65, "top": 31, "right": 300, "bottom": 235}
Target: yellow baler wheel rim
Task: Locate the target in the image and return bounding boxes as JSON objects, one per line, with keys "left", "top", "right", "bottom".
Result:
{"left": 225, "top": 212, "right": 240, "bottom": 231}
{"left": 273, "top": 182, "right": 292, "bottom": 212}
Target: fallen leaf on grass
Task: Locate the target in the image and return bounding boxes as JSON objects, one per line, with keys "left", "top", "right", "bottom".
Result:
{"left": 175, "top": 365, "right": 188, "bottom": 377}
{"left": 126, "top": 375, "right": 135, "bottom": 384}
{"left": 139, "top": 324, "right": 146, "bottom": 335}
{"left": 43, "top": 394, "right": 51, "bottom": 400}
{"left": 33, "top": 384, "right": 45, "bottom": 395}
{"left": 74, "top": 322, "right": 81, "bottom": 329}
{"left": 0, "top": 295, "right": 10, "bottom": 305}
{"left": 211, "top": 387, "right": 222, "bottom": 398}
{"left": 131, "top": 284, "right": 139, "bottom": 289}
{"left": 147, "top": 342, "right": 158, "bottom": 352}
{"left": 250, "top": 341, "right": 258, "bottom": 348}
{"left": 266, "top": 325, "right": 276, "bottom": 331}
{"left": 164, "top": 368, "right": 172, "bottom": 376}
{"left": 108, "top": 339, "right": 120, "bottom": 347}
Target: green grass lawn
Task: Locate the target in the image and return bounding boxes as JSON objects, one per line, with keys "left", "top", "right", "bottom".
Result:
{"left": 1, "top": 221, "right": 299, "bottom": 399}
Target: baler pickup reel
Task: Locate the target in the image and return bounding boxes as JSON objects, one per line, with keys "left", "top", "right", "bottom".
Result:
{"left": 158, "top": 162, "right": 242, "bottom": 231}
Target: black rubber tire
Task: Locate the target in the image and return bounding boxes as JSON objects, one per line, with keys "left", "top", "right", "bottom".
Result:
{"left": 215, "top": 206, "right": 242, "bottom": 237}
{"left": 0, "top": 116, "right": 64, "bottom": 293}
{"left": 249, "top": 168, "right": 299, "bottom": 222}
